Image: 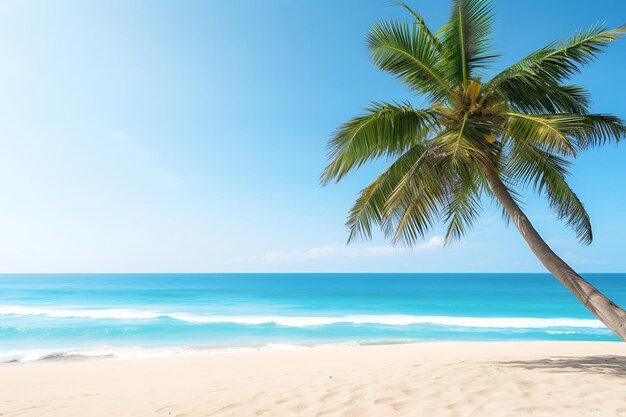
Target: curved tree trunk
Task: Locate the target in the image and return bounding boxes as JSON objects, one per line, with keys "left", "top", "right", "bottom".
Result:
{"left": 482, "top": 165, "right": 626, "bottom": 341}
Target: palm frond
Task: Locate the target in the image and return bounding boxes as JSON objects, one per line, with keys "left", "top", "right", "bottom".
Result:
{"left": 381, "top": 147, "right": 451, "bottom": 245}
{"left": 321, "top": 102, "right": 439, "bottom": 184}
{"left": 346, "top": 144, "right": 430, "bottom": 242}
{"left": 505, "top": 112, "right": 625, "bottom": 155}
{"left": 393, "top": 1, "right": 444, "bottom": 53}
{"left": 504, "top": 113, "right": 578, "bottom": 156}
{"left": 572, "top": 114, "right": 626, "bottom": 149}
{"left": 368, "top": 20, "right": 454, "bottom": 100}
{"left": 442, "top": 164, "right": 484, "bottom": 241}
{"left": 485, "top": 24, "right": 625, "bottom": 101}
{"left": 440, "top": 0, "right": 496, "bottom": 84}
{"left": 437, "top": 116, "right": 498, "bottom": 167}
{"left": 505, "top": 142, "right": 592, "bottom": 244}
{"left": 503, "top": 84, "right": 591, "bottom": 115}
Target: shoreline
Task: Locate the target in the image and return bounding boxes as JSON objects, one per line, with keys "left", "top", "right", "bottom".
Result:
{"left": 2, "top": 341, "right": 626, "bottom": 416}
{"left": 2, "top": 336, "right": 619, "bottom": 364}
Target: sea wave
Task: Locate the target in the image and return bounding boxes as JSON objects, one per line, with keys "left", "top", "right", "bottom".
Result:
{"left": 0, "top": 342, "right": 356, "bottom": 363}
{"left": 169, "top": 314, "right": 606, "bottom": 329}
{"left": 0, "top": 305, "right": 606, "bottom": 329}
{"left": 0, "top": 305, "right": 161, "bottom": 320}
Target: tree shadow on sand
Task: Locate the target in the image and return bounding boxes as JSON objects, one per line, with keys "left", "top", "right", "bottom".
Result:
{"left": 500, "top": 355, "right": 626, "bottom": 377}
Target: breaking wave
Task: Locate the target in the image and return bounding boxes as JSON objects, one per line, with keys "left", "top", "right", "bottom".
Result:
{"left": 0, "top": 305, "right": 605, "bottom": 329}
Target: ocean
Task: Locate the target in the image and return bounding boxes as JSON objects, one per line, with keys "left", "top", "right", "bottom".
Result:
{"left": 1, "top": 273, "right": 624, "bottom": 362}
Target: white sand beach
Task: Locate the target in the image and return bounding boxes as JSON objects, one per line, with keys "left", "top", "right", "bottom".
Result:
{"left": 2, "top": 341, "right": 626, "bottom": 417}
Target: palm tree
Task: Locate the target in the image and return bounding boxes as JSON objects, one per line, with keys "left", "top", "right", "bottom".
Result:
{"left": 321, "top": 0, "right": 626, "bottom": 340}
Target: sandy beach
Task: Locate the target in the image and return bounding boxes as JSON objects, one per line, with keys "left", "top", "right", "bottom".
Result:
{"left": 1, "top": 342, "right": 625, "bottom": 416}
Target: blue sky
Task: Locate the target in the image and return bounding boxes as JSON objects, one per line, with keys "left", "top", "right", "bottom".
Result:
{"left": 0, "top": 0, "right": 624, "bottom": 273}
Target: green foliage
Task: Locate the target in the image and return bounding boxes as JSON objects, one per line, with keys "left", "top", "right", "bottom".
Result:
{"left": 368, "top": 21, "right": 453, "bottom": 100}
{"left": 321, "top": 102, "right": 438, "bottom": 184}
{"left": 323, "top": 0, "right": 625, "bottom": 247}
{"left": 440, "top": 0, "right": 497, "bottom": 84}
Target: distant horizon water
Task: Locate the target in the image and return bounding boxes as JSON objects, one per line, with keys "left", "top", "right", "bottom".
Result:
{"left": 1, "top": 273, "right": 625, "bottom": 363}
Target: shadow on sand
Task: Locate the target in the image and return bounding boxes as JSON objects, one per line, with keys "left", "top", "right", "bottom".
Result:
{"left": 500, "top": 355, "right": 626, "bottom": 377}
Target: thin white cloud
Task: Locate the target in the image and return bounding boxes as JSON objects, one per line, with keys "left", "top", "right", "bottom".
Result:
{"left": 255, "top": 235, "right": 445, "bottom": 263}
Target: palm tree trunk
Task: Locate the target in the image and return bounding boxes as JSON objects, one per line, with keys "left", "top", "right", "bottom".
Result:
{"left": 482, "top": 164, "right": 626, "bottom": 341}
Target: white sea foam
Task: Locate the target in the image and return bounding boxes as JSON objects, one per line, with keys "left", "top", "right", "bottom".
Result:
{"left": 0, "top": 305, "right": 606, "bottom": 329}
{"left": 0, "top": 305, "right": 161, "bottom": 320}
{"left": 0, "top": 343, "right": 323, "bottom": 363}
{"left": 0, "top": 349, "right": 66, "bottom": 363}
{"left": 169, "top": 313, "right": 606, "bottom": 329}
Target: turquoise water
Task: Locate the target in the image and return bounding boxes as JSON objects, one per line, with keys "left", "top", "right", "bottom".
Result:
{"left": 1, "top": 273, "right": 624, "bottom": 362}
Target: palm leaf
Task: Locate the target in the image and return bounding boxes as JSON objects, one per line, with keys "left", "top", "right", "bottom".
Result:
{"left": 393, "top": 1, "right": 444, "bottom": 53}
{"left": 440, "top": 0, "right": 496, "bottom": 84}
{"left": 346, "top": 144, "right": 430, "bottom": 242}
{"left": 485, "top": 24, "right": 626, "bottom": 101}
{"left": 437, "top": 115, "right": 499, "bottom": 166}
{"left": 381, "top": 147, "right": 452, "bottom": 245}
{"left": 504, "top": 113, "right": 578, "bottom": 156}
{"left": 572, "top": 114, "right": 626, "bottom": 149}
{"left": 505, "top": 142, "right": 592, "bottom": 244}
{"left": 505, "top": 112, "right": 625, "bottom": 155}
{"left": 321, "top": 102, "right": 438, "bottom": 184}
{"left": 368, "top": 20, "right": 454, "bottom": 100}
{"left": 503, "top": 84, "right": 591, "bottom": 115}
{"left": 442, "top": 164, "right": 484, "bottom": 241}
